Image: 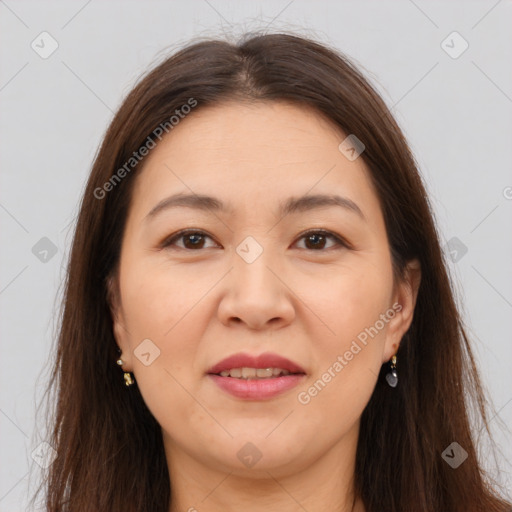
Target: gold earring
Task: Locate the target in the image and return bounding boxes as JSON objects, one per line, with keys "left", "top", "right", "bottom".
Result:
{"left": 116, "top": 358, "right": 134, "bottom": 386}
{"left": 123, "top": 372, "right": 134, "bottom": 386}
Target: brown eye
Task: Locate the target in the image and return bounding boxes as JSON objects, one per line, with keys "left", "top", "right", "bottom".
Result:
{"left": 295, "top": 230, "right": 347, "bottom": 251}
{"left": 161, "top": 229, "right": 347, "bottom": 252}
{"left": 161, "top": 230, "right": 217, "bottom": 250}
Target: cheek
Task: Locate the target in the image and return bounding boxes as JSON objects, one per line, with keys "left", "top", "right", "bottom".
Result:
{"left": 298, "top": 256, "right": 393, "bottom": 346}
{"left": 292, "top": 282, "right": 390, "bottom": 445}
{"left": 118, "top": 258, "right": 220, "bottom": 417}
{"left": 121, "top": 257, "right": 215, "bottom": 339}
{"left": 121, "top": 300, "right": 209, "bottom": 443}
{"left": 294, "top": 259, "right": 393, "bottom": 403}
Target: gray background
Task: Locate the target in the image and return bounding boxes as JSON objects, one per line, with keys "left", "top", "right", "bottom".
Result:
{"left": 1, "top": 0, "right": 511, "bottom": 509}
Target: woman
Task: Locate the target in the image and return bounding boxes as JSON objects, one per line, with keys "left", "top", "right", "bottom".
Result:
{"left": 34, "top": 32, "right": 511, "bottom": 511}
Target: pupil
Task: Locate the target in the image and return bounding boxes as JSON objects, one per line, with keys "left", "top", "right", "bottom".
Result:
{"left": 186, "top": 234, "right": 202, "bottom": 248}
{"left": 308, "top": 234, "right": 325, "bottom": 249}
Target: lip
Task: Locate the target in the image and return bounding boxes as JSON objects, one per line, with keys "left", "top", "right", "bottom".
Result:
{"left": 207, "top": 352, "right": 306, "bottom": 375}
{"left": 208, "top": 373, "right": 306, "bottom": 400}
{"left": 206, "top": 352, "right": 306, "bottom": 400}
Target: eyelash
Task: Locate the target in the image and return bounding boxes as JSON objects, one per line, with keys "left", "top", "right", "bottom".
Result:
{"left": 160, "top": 229, "right": 349, "bottom": 252}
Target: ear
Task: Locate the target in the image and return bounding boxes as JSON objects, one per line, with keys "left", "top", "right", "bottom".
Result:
{"left": 106, "top": 273, "right": 132, "bottom": 369}
{"left": 382, "top": 258, "right": 421, "bottom": 362}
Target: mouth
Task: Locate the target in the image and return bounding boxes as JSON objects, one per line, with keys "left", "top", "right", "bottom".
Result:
{"left": 206, "top": 352, "right": 306, "bottom": 400}
{"left": 207, "top": 351, "right": 306, "bottom": 375}
{"left": 215, "top": 367, "right": 299, "bottom": 379}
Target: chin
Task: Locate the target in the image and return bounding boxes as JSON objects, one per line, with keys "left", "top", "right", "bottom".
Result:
{"left": 203, "top": 433, "right": 311, "bottom": 475}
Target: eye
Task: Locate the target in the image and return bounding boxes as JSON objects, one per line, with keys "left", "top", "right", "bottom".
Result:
{"left": 160, "top": 229, "right": 348, "bottom": 251}
{"left": 160, "top": 230, "right": 218, "bottom": 250}
{"left": 294, "top": 229, "right": 348, "bottom": 251}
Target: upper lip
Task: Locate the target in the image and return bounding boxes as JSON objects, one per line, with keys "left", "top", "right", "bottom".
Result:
{"left": 207, "top": 352, "right": 306, "bottom": 375}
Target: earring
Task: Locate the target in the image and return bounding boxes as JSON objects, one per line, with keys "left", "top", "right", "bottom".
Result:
{"left": 116, "top": 357, "right": 134, "bottom": 387}
{"left": 385, "top": 355, "right": 398, "bottom": 388}
{"left": 123, "top": 372, "right": 134, "bottom": 386}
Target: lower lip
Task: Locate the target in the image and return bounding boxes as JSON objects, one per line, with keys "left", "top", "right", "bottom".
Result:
{"left": 208, "top": 374, "right": 306, "bottom": 400}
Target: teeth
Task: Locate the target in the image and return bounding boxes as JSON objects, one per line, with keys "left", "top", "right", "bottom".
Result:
{"left": 229, "top": 368, "right": 242, "bottom": 378}
{"left": 242, "top": 367, "right": 256, "bottom": 378}
{"left": 218, "top": 367, "right": 292, "bottom": 379}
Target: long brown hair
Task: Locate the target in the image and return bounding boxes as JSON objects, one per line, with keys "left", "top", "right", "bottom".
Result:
{"left": 33, "top": 31, "right": 511, "bottom": 511}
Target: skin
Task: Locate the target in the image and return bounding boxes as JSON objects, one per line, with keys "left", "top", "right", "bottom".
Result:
{"left": 109, "top": 100, "right": 421, "bottom": 512}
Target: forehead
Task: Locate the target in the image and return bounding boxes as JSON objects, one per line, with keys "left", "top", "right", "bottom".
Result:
{"left": 127, "top": 100, "right": 382, "bottom": 227}
{"left": 151, "top": 100, "right": 349, "bottom": 161}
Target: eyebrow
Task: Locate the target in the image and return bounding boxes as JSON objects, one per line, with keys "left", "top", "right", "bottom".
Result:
{"left": 144, "top": 192, "right": 366, "bottom": 222}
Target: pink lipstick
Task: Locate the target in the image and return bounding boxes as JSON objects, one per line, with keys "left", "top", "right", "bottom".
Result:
{"left": 207, "top": 352, "right": 306, "bottom": 400}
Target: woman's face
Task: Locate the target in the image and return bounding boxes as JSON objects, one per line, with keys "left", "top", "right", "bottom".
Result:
{"left": 110, "top": 101, "right": 420, "bottom": 478}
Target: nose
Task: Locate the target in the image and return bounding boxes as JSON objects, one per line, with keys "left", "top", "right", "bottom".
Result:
{"left": 217, "top": 245, "right": 295, "bottom": 331}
